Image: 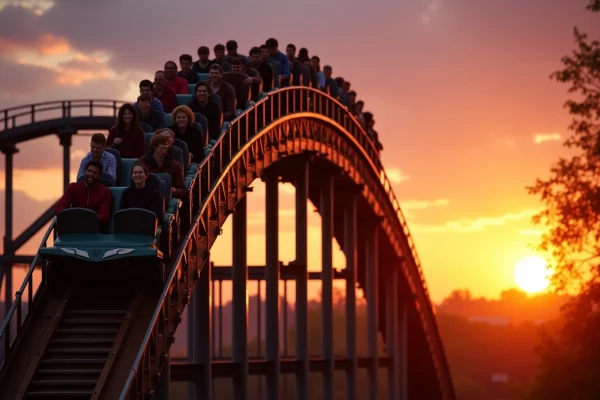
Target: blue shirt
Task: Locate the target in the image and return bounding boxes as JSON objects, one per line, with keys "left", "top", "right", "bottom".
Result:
{"left": 77, "top": 151, "right": 117, "bottom": 181}
{"left": 133, "top": 97, "right": 164, "bottom": 114}
{"left": 270, "top": 51, "right": 290, "bottom": 79}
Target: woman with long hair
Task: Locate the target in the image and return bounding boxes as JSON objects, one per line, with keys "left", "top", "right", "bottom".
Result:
{"left": 118, "top": 162, "right": 163, "bottom": 221}
{"left": 136, "top": 135, "right": 187, "bottom": 199}
{"left": 168, "top": 105, "right": 207, "bottom": 164}
{"left": 106, "top": 103, "right": 146, "bottom": 158}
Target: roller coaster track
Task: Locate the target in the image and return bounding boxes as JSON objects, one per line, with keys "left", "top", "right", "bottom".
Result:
{"left": 0, "top": 87, "right": 455, "bottom": 399}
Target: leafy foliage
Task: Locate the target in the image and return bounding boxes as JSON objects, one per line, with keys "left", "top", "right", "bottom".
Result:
{"left": 527, "top": 0, "right": 600, "bottom": 292}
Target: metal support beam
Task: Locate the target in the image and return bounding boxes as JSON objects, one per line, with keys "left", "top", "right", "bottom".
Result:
{"left": 320, "top": 175, "right": 334, "bottom": 400}
{"left": 155, "top": 357, "right": 170, "bottom": 400}
{"left": 1, "top": 143, "right": 18, "bottom": 320}
{"left": 198, "top": 256, "right": 212, "bottom": 398}
{"left": 344, "top": 195, "right": 358, "bottom": 400}
{"left": 366, "top": 224, "right": 379, "bottom": 399}
{"left": 265, "top": 169, "right": 280, "bottom": 400}
{"left": 294, "top": 161, "right": 309, "bottom": 400}
{"left": 397, "top": 286, "right": 408, "bottom": 400}
{"left": 187, "top": 253, "right": 203, "bottom": 400}
{"left": 58, "top": 129, "right": 73, "bottom": 192}
{"left": 386, "top": 264, "right": 407, "bottom": 400}
{"left": 232, "top": 196, "right": 248, "bottom": 400}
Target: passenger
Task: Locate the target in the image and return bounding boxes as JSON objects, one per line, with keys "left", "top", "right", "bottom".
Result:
{"left": 260, "top": 44, "right": 280, "bottom": 87}
{"left": 76, "top": 133, "right": 117, "bottom": 182}
{"left": 178, "top": 54, "right": 201, "bottom": 84}
{"left": 250, "top": 46, "right": 273, "bottom": 92}
{"left": 118, "top": 163, "right": 163, "bottom": 222}
{"left": 347, "top": 90, "right": 357, "bottom": 114}
{"left": 107, "top": 104, "right": 146, "bottom": 158}
{"left": 322, "top": 65, "right": 339, "bottom": 99}
{"left": 236, "top": 57, "right": 262, "bottom": 101}
{"left": 133, "top": 80, "right": 164, "bottom": 114}
{"left": 137, "top": 135, "right": 187, "bottom": 199}
{"left": 187, "top": 81, "right": 222, "bottom": 141}
{"left": 225, "top": 40, "right": 242, "bottom": 63}
{"left": 311, "top": 56, "right": 325, "bottom": 89}
{"left": 355, "top": 100, "right": 366, "bottom": 128}
{"left": 334, "top": 77, "right": 347, "bottom": 105}
{"left": 208, "top": 64, "right": 236, "bottom": 122}
{"left": 168, "top": 105, "right": 207, "bottom": 164}
{"left": 363, "top": 112, "right": 383, "bottom": 152}
{"left": 211, "top": 43, "right": 232, "bottom": 72}
{"left": 55, "top": 160, "right": 112, "bottom": 228}
{"left": 192, "top": 46, "right": 212, "bottom": 74}
{"left": 286, "top": 43, "right": 302, "bottom": 86}
{"left": 342, "top": 80, "right": 351, "bottom": 95}
{"left": 298, "top": 48, "right": 318, "bottom": 88}
{"left": 136, "top": 94, "right": 165, "bottom": 131}
{"left": 266, "top": 38, "right": 290, "bottom": 85}
{"left": 155, "top": 128, "right": 184, "bottom": 166}
{"left": 164, "top": 61, "right": 189, "bottom": 94}
{"left": 153, "top": 70, "right": 178, "bottom": 113}
{"left": 227, "top": 57, "right": 252, "bottom": 109}
{"left": 231, "top": 57, "right": 254, "bottom": 85}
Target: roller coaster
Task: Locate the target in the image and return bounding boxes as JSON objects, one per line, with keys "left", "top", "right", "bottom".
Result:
{"left": 0, "top": 74, "right": 456, "bottom": 399}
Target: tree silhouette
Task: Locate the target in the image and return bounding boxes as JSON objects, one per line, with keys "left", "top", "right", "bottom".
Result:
{"left": 526, "top": 1, "right": 600, "bottom": 398}
{"left": 527, "top": 0, "right": 600, "bottom": 292}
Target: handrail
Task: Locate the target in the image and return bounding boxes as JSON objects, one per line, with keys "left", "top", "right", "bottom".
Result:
{"left": 1, "top": 99, "right": 127, "bottom": 132}
{"left": 118, "top": 86, "right": 453, "bottom": 398}
{"left": 0, "top": 218, "right": 56, "bottom": 367}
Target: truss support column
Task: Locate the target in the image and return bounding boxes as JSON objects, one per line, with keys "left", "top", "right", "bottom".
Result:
{"left": 386, "top": 263, "right": 407, "bottom": 400}
{"left": 198, "top": 256, "right": 212, "bottom": 398}
{"left": 344, "top": 193, "right": 358, "bottom": 400}
{"left": 232, "top": 196, "right": 248, "bottom": 400}
{"left": 58, "top": 129, "right": 74, "bottom": 192}
{"left": 155, "top": 357, "right": 170, "bottom": 400}
{"left": 366, "top": 224, "right": 379, "bottom": 399}
{"left": 294, "top": 161, "right": 309, "bottom": 400}
{"left": 321, "top": 175, "right": 335, "bottom": 400}
{"left": 188, "top": 253, "right": 204, "bottom": 399}
{"left": 1, "top": 143, "right": 18, "bottom": 321}
{"left": 265, "top": 169, "right": 280, "bottom": 400}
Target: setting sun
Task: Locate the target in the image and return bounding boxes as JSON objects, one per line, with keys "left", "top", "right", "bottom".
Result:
{"left": 514, "top": 256, "right": 551, "bottom": 293}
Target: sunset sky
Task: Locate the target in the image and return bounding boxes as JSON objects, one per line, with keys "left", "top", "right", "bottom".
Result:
{"left": 0, "top": 0, "right": 598, "bottom": 304}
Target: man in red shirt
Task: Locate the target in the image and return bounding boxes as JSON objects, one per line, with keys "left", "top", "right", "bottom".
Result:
{"left": 55, "top": 161, "right": 113, "bottom": 228}
{"left": 153, "top": 70, "right": 178, "bottom": 113}
{"left": 164, "top": 61, "right": 189, "bottom": 94}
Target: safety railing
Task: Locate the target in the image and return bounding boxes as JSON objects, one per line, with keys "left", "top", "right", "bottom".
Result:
{"left": 0, "top": 99, "right": 126, "bottom": 133}
{"left": 0, "top": 218, "right": 56, "bottom": 369}
{"left": 119, "top": 86, "right": 451, "bottom": 398}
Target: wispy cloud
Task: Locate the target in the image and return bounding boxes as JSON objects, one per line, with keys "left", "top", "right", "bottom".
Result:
{"left": 386, "top": 167, "right": 409, "bottom": 184}
{"left": 520, "top": 229, "right": 543, "bottom": 236}
{"left": 412, "top": 208, "right": 540, "bottom": 233}
{"left": 403, "top": 198, "right": 449, "bottom": 210}
{"left": 534, "top": 133, "right": 561, "bottom": 144}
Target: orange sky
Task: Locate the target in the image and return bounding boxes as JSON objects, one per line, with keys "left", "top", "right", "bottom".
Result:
{"left": 0, "top": 0, "right": 598, "bottom": 303}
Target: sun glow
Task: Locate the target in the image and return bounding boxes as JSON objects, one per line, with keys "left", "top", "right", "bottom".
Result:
{"left": 513, "top": 256, "right": 551, "bottom": 294}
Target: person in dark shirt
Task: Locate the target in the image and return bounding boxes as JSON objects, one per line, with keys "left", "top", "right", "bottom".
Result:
{"left": 208, "top": 64, "right": 236, "bottom": 122}
{"left": 178, "top": 54, "right": 201, "bottom": 84}
{"left": 235, "top": 57, "right": 262, "bottom": 101}
{"left": 323, "top": 65, "right": 339, "bottom": 99}
{"left": 137, "top": 135, "right": 187, "bottom": 199}
{"left": 106, "top": 103, "right": 146, "bottom": 158}
{"left": 187, "top": 82, "right": 222, "bottom": 141}
{"left": 155, "top": 128, "right": 184, "bottom": 166}
{"left": 286, "top": 43, "right": 302, "bottom": 86}
{"left": 153, "top": 70, "right": 177, "bottom": 113}
{"left": 168, "top": 105, "right": 207, "bottom": 164}
{"left": 119, "top": 163, "right": 163, "bottom": 222}
{"left": 135, "top": 94, "right": 165, "bottom": 131}
{"left": 250, "top": 46, "right": 274, "bottom": 92}
{"left": 55, "top": 160, "right": 112, "bottom": 227}
{"left": 211, "top": 44, "right": 232, "bottom": 72}
{"left": 224, "top": 40, "right": 242, "bottom": 63}
{"left": 192, "top": 46, "right": 212, "bottom": 74}
{"left": 298, "top": 48, "right": 319, "bottom": 88}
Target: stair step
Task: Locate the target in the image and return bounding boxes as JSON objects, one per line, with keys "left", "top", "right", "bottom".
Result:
{"left": 56, "top": 328, "right": 119, "bottom": 334}
{"left": 25, "top": 389, "right": 93, "bottom": 396}
{"left": 41, "top": 359, "right": 107, "bottom": 364}
{"left": 46, "top": 348, "right": 110, "bottom": 354}
{"left": 51, "top": 338, "right": 115, "bottom": 344}
{"left": 66, "top": 309, "right": 127, "bottom": 315}
{"left": 37, "top": 369, "right": 103, "bottom": 375}
{"left": 61, "top": 319, "right": 122, "bottom": 324}
{"left": 31, "top": 380, "right": 97, "bottom": 386}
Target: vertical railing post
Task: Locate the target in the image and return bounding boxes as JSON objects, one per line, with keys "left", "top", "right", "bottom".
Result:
{"left": 344, "top": 192, "right": 358, "bottom": 400}
{"left": 320, "top": 174, "right": 334, "bottom": 400}
{"left": 58, "top": 129, "right": 74, "bottom": 192}
{"left": 199, "top": 256, "right": 212, "bottom": 398}
{"left": 265, "top": 169, "right": 280, "bottom": 400}
{"left": 232, "top": 196, "right": 248, "bottom": 399}
{"left": 294, "top": 160, "right": 309, "bottom": 400}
